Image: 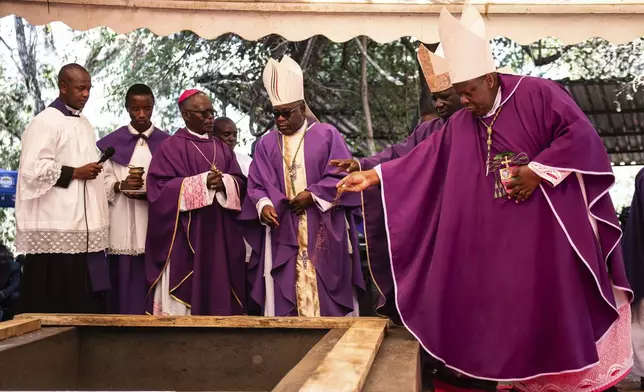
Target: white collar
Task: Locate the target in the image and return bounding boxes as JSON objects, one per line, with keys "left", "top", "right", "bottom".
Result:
{"left": 65, "top": 104, "right": 81, "bottom": 116}
{"left": 482, "top": 86, "right": 502, "bottom": 119}
{"left": 128, "top": 123, "right": 155, "bottom": 138}
{"left": 282, "top": 119, "right": 309, "bottom": 138}
{"left": 187, "top": 128, "right": 210, "bottom": 139}
{"left": 294, "top": 119, "right": 308, "bottom": 135}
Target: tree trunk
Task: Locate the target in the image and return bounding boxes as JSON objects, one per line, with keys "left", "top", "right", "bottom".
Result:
{"left": 14, "top": 16, "right": 45, "bottom": 114}
{"left": 359, "top": 36, "right": 376, "bottom": 156}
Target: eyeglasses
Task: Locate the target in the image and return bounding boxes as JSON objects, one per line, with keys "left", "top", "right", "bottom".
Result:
{"left": 184, "top": 109, "right": 216, "bottom": 118}
{"left": 273, "top": 106, "right": 299, "bottom": 120}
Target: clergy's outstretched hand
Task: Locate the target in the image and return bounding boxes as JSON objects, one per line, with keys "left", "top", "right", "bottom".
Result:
{"left": 73, "top": 163, "right": 103, "bottom": 181}
{"left": 336, "top": 170, "right": 380, "bottom": 193}
{"left": 329, "top": 159, "right": 360, "bottom": 173}
{"left": 261, "top": 205, "right": 279, "bottom": 227}
{"left": 207, "top": 171, "right": 225, "bottom": 192}
{"left": 506, "top": 165, "right": 541, "bottom": 203}
{"left": 289, "top": 191, "right": 314, "bottom": 215}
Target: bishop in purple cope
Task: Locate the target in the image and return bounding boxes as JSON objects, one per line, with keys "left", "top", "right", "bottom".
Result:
{"left": 145, "top": 90, "right": 247, "bottom": 316}
{"left": 338, "top": 72, "right": 632, "bottom": 390}
{"left": 239, "top": 55, "right": 364, "bottom": 317}
{"left": 338, "top": 7, "right": 633, "bottom": 389}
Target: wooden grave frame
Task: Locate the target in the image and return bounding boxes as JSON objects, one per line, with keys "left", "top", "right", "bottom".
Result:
{"left": 1, "top": 314, "right": 420, "bottom": 392}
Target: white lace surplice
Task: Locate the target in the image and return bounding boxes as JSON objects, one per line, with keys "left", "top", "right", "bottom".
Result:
{"left": 16, "top": 106, "right": 109, "bottom": 254}
{"left": 103, "top": 124, "right": 155, "bottom": 256}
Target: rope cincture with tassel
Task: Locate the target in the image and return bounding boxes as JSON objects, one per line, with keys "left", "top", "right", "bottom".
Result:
{"left": 311, "top": 189, "right": 345, "bottom": 266}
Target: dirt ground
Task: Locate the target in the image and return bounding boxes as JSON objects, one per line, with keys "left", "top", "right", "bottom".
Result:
{"left": 619, "top": 374, "right": 641, "bottom": 391}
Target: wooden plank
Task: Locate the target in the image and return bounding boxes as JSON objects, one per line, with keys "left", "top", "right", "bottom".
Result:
{"left": 273, "top": 329, "right": 346, "bottom": 392}
{"left": 298, "top": 320, "right": 388, "bottom": 392}
{"left": 0, "top": 318, "right": 41, "bottom": 341}
{"left": 363, "top": 328, "right": 421, "bottom": 392}
{"left": 16, "top": 314, "right": 387, "bottom": 329}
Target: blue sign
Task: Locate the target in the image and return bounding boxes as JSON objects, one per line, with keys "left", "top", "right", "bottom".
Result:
{"left": 0, "top": 170, "right": 17, "bottom": 208}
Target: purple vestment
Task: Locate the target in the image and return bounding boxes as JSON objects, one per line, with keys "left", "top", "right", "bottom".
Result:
{"left": 379, "top": 74, "right": 631, "bottom": 380}
{"left": 360, "top": 118, "right": 445, "bottom": 321}
{"left": 97, "top": 125, "right": 170, "bottom": 315}
{"left": 97, "top": 125, "right": 168, "bottom": 166}
{"left": 106, "top": 254, "right": 146, "bottom": 314}
{"left": 239, "top": 122, "right": 365, "bottom": 316}
{"left": 145, "top": 128, "right": 247, "bottom": 315}
{"left": 359, "top": 118, "right": 445, "bottom": 171}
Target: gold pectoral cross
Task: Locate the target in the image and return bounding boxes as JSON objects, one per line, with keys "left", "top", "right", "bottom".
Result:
{"left": 500, "top": 156, "right": 513, "bottom": 168}
{"left": 489, "top": 152, "right": 530, "bottom": 199}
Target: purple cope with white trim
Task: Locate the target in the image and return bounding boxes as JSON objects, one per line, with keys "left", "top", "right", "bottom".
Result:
{"left": 376, "top": 73, "right": 632, "bottom": 381}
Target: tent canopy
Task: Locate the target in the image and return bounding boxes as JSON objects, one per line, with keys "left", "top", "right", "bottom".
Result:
{"left": 2, "top": 0, "right": 644, "bottom": 44}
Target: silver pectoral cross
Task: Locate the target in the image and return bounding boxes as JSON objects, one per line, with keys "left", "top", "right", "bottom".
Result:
{"left": 288, "top": 163, "right": 301, "bottom": 182}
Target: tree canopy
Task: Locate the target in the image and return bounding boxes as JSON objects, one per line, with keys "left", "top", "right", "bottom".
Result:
{"left": 1, "top": 16, "right": 644, "bottom": 246}
{"left": 79, "top": 28, "right": 644, "bottom": 156}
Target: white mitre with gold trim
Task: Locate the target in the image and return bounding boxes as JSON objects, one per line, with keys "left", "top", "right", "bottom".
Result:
{"left": 262, "top": 55, "right": 305, "bottom": 107}
{"left": 497, "top": 67, "right": 515, "bottom": 75}
{"left": 262, "top": 55, "right": 318, "bottom": 121}
{"left": 417, "top": 43, "right": 452, "bottom": 93}
{"left": 439, "top": 3, "right": 497, "bottom": 84}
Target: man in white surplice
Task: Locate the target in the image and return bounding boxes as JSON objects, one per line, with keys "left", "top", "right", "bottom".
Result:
{"left": 16, "top": 63, "right": 109, "bottom": 314}
{"left": 98, "top": 84, "right": 170, "bottom": 314}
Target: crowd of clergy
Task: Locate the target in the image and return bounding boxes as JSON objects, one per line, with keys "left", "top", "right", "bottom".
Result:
{"left": 13, "top": 3, "right": 644, "bottom": 392}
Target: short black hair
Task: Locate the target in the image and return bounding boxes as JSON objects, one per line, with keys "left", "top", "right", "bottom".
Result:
{"left": 125, "top": 84, "right": 155, "bottom": 107}
{"left": 214, "top": 117, "right": 235, "bottom": 131}
{"left": 57, "top": 63, "right": 89, "bottom": 85}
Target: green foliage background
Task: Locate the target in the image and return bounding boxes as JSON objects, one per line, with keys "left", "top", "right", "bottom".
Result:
{"left": 1, "top": 16, "right": 643, "bottom": 248}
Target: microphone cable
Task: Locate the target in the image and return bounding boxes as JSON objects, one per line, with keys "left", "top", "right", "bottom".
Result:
{"left": 84, "top": 180, "right": 89, "bottom": 255}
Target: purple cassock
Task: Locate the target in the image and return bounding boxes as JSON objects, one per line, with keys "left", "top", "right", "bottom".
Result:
{"left": 97, "top": 125, "right": 169, "bottom": 314}
{"left": 145, "top": 128, "right": 247, "bottom": 315}
{"left": 239, "top": 121, "right": 365, "bottom": 316}
{"left": 378, "top": 74, "right": 631, "bottom": 380}
{"left": 359, "top": 118, "right": 445, "bottom": 322}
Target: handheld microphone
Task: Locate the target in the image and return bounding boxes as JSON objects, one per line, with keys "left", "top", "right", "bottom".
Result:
{"left": 98, "top": 146, "right": 115, "bottom": 164}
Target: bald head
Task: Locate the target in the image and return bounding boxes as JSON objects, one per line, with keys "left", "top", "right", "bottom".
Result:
{"left": 214, "top": 117, "right": 238, "bottom": 149}
{"left": 58, "top": 63, "right": 91, "bottom": 110}
{"left": 180, "top": 92, "right": 215, "bottom": 135}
